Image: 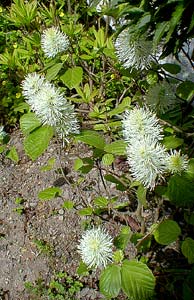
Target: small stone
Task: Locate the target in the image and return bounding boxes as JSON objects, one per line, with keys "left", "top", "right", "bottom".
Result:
{"left": 59, "top": 215, "right": 64, "bottom": 221}
{"left": 58, "top": 209, "right": 64, "bottom": 215}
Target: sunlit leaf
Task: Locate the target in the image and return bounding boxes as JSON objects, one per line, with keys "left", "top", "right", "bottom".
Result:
{"left": 100, "top": 265, "right": 121, "bottom": 298}
{"left": 153, "top": 220, "right": 181, "bottom": 245}
{"left": 121, "top": 260, "right": 155, "bottom": 300}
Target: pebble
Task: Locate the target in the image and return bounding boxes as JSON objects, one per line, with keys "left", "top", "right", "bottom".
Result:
{"left": 58, "top": 209, "right": 64, "bottom": 215}
{"left": 58, "top": 215, "right": 64, "bottom": 221}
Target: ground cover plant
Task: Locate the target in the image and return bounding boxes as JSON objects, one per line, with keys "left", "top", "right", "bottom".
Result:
{"left": 0, "top": 0, "right": 194, "bottom": 299}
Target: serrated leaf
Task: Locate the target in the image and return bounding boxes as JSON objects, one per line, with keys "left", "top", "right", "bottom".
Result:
{"left": 162, "top": 136, "right": 184, "bottom": 150}
{"left": 102, "top": 153, "right": 114, "bottom": 166}
{"left": 75, "top": 130, "right": 105, "bottom": 150}
{"left": 79, "top": 207, "right": 93, "bottom": 216}
{"left": 6, "top": 146, "right": 19, "bottom": 163}
{"left": 100, "top": 265, "right": 121, "bottom": 298}
{"left": 121, "top": 260, "right": 155, "bottom": 300}
{"left": 153, "top": 220, "right": 181, "bottom": 245}
{"left": 167, "top": 174, "right": 194, "bottom": 207}
{"left": 46, "top": 63, "right": 63, "bottom": 81}
{"left": 161, "top": 63, "right": 181, "bottom": 74}
{"left": 20, "top": 112, "right": 41, "bottom": 135}
{"left": 62, "top": 200, "right": 74, "bottom": 209}
{"left": 104, "top": 140, "right": 126, "bottom": 155}
{"left": 136, "top": 184, "right": 147, "bottom": 208}
{"left": 181, "top": 238, "right": 194, "bottom": 264}
{"left": 94, "top": 196, "right": 108, "bottom": 208}
{"left": 60, "top": 66, "right": 83, "bottom": 89}
{"left": 24, "top": 126, "right": 53, "bottom": 160}
{"left": 38, "top": 187, "right": 62, "bottom": 200}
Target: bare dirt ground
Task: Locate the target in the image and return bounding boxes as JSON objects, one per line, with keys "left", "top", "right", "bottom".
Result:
{"left": 0, "top": 130, "right": 131, "bottom": 300}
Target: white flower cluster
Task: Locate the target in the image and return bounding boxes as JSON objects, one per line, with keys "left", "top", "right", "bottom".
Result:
{"left": 115, "top": 29, "right": 153, "bottom": 70}
{"left": 122, "top": 107, "right": 188, "bottom": 189}
{"left": 22, "top": 73, "right": 79, "bottom": 141}
{"left": 78, "top": 227, "right": 113, "bottom": 269}
{"left": 41, "top": 27, "right": 69, "bottom": 58}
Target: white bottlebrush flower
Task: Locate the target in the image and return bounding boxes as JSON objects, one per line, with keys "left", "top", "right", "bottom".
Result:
{"left": 115, "top": 29, "right": 153, "bottom": 70}
{"left": 21, "top": 73, "right": 46, "bottom": 100}
{"left": 122, "top": 107, "right": 163, "bottom": 143}
{"left": 145, "top": 81, "right": 177, "bottom": 114}
{"left": 41, "top": 27, "right": 70, "bottom": 58}
{"left": 21, "top": 72, "right": 79, "bottom": 140}
{"left": 126, "top": 136, "right": 168, "bottom": 189}
{"left": 31, "top": 83, "right": 67, "bottom": 126}
{"left": 166, "top": 150, "right": 188, "bottom": 174}
{"left": 78, "top": 227, "right": 113, "bottom": 269}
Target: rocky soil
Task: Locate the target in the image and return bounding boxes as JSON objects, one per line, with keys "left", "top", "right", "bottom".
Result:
{"left": 0, "top": 130, "right": 131, "bottom": 300}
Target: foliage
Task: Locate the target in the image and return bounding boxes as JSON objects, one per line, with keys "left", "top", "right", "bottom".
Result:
{"left": 25, "top": 271, "right": 83, "bottom": 299}
{"left": 1, "top": 0, "right": 194, "bottom": 299}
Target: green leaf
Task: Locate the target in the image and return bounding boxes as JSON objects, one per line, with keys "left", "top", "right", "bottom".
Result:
{"left": 137, "top": 13, "right": 151, "bottom": 28}
{"left": 24, "top": 126, "right": 53, "bottom": 160}
{"left": 136, "top": 184, "right": 147, "bottom": 208}
{"left": 77, "top": 261, "right": 89, "bottom": 276}
{"left": 162, "top": 136, "right": 184, "bottom": 149}
{"left": 108, "top": 97, "right": 131, "bottom": 117}
{"left": 40, "top": 158, "right": 55, "bottom": 172}
{"left": 60, "top": 66, "right": 83, "bottom": 89}
{"left": 102, "top": 153, "right": 114, "bottom": 166}
{"left": 75, "top": 130, "right": 105, "bottom": 150}
{"left": 167, "top": 174, "right": 194, "bottom": 207}
{"left": 100, "top": 265, "right": 121, "bottom": 298}
{"left": 181, "top": 238, "right": 194, "bottom": 264}
{"left": 121, "top": 260, "right": 155, "bottom": 300}
{"left": 78, "top": 207, "right": 93, "bottom": 216}
{"left": 114, "top": 226, "right": 131, "bottom": 250}
{"left": 104, "top": 174, "right": 127, "bottom": 191}
{"left": 38, "top": 187, "right": 62, "bottom": 200}
{"left": 74, "top": 158, "right": 84, "bottom": 171}
{"left": 184, "top": 211, "right": 194, "bottom": 226}
{"left": 20, "top": 112, "right": 41, "bottom": 135}
{"left": 62, "top": 200, "right": 74, "bottom": 209}
{"left": 185, "top": 158, "right": 194, "bottom": 180}
{"left": 94, "top": 196, "right": 108, "bottom": 208}
{"left": 153, "top": 220, "right": 181, "bottom": 245}
{"left": 6, "top": 146, "right": 19, "bottom": 163}
{"left": 0, "top": 145, "right": 6, "bottom": 153}
{"left": 104, "top": 140, "right": 127, "bottom": 155}
{"left": 176, "top": 81, "right": 194, "bottom": 101}
{"left": 46, "top": 63, "right": 63, "bottom": 81}
{"left": 165, "top": 4, "right": 184, "bottom": 43}
{"left": 153, "top": 21, "right": 169, "bottom": 48}
{"left": 79, "top": 159, "right": 94, "bottom": 174}
{"left": 161, "top": 63, "right": 181, "bottom": 74}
